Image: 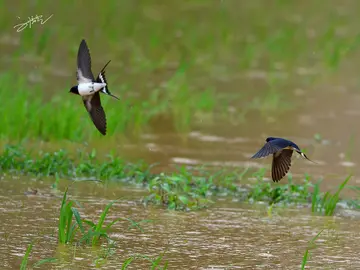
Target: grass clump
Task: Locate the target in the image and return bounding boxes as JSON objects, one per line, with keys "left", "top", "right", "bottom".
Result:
{"left": 58, "top": 187, "right": 84, "bottom": 244}
{"left": 143, "top": 172, "right": 214, "bottom": 210}
{"left": 248, "top": 170, "right": 314, "bottom": 205}
{"left": 57, "top": 186, "right": 124, "bottom": 246}
{"left": 81, "top": 199, "right": 122, "bottom": 246}
{"left": 311, "top": 175, "right": 352, "bottom": 216}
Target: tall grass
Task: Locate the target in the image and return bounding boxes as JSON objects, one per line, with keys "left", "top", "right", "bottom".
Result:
{"left": 58, "top": 187, "right": 83, "bottom": 244}
{"left": 0, "top": 72, "right": 216, "bottom": 142}
{"left": 2, "top": 1, "right": 360, "bottom": 136}
{"left": 311, "top": 175, "right": 352, "bottom": 215}
{"left": 57, "top": 185, "right": 123, "bottom": 246}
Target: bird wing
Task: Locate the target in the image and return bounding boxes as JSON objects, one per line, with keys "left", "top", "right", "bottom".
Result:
{"left": 271, "top": 149, "right": 293, "bottom": 182}
{"left": 82, "top": 92, "right": 107, "bottom": 135}
{"left": 77, "top": 39, "right": 95, "bottom": 83}
{"left": 251, "top": 141, "right": 284, "bottom": 158}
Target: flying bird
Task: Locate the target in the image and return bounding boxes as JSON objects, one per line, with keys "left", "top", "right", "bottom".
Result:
{"left": 69, "top": 39, "right": 119, "bottom": 135}
{"left": 251, "top": 137, "right": 315, "bottom": 182}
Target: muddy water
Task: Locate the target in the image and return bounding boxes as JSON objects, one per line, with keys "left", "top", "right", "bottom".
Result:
{"left": 1, "top": 178, "right": 360, "bottom": 269}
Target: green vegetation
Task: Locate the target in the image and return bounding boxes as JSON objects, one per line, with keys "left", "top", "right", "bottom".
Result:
{"left": 57, "top": 185, "right": 145, "bottom": 247}
{"left": 58, "top": 187, "right": 81, "bottom": 244}
{"left": 122, "top": 251, "right": 169, "bottom": 270}
{"left": 301, "top": 229, "right": 324, "bottom": 270}
{"left": 20, "top": 242, "right": 33, "bottom": 270}
{"left": 81, "top": 199, "right": 121, "bottom": 246}
{"left": 311, "top": 175, "right": 352, "bottom": 216}
{"left": 19, "top": 186, "right": 164, "bottom": 269}
{"left": 0, "top": 72, "right": 216, "bottom": 142}
{"left": 0, "top": 144, "right": 356, "bottom": 214}
{"left": 2, "top": 1, "right": 360, "bottom": 143}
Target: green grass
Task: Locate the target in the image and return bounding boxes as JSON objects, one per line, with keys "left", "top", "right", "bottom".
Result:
{"left": 301, "top": 229, "right": 324, "bottom": 269}
{"left": 2, "top": 1, "right": 360, "bottom": 135}
{"left": 311, "top": 175, "right": 352, "bottom": 216}
{"left": 19, "top": 186, "right": 160, "bottom": 268}
{"left": 20, "top": 242, "right": 33, "bottom": 270}
{"left": 81, "top": 199, "right": 122, "bottom": 246}
{"left": 58, "top": 187, "right": 83, "bottom": 244}
{"left": 0, "top": 72, "right": 216, "bottom": 142}
{"left": 248, "top": 171, "right": 314, "bottom": 205}
{"left": 57, "top": 185, "right": 124, "bottom": 246}
{"left": 0, "top": 144, "right": 354, "bottom": 213}
{"left": 121, "top": 250, "right": 169, "bottom": 270}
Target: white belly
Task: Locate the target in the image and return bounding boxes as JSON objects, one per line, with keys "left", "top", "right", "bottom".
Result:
{"left": 78, "top": 82, "right": 106, "bottom": 96}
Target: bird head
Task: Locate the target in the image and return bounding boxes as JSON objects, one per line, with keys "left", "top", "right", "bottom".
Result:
{"left": 266, "top": 137, "right": 276, "bottom": 142}
{"left": 69, "top": 86, "right": 79, "bottom": 95}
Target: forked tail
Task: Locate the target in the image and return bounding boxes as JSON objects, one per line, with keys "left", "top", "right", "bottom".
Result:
{"left": 96, "top": 60, "right": 120, "bottom": 100}
{"left": 299, "top": 151, "right": 318, "bottom": 164}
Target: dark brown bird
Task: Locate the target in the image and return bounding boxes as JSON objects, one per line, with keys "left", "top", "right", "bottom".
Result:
{"left": 69, "top": 39, "right": 119, "bottom": 135}
{"left": 251, "top": 137, "right": 315, "bottom": 182}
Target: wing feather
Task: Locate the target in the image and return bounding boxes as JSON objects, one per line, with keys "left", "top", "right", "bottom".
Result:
{"left": 271, "top": 149, "right": 293, "bottom": 182}
{"left": 82, "top": 92, "right": 106, "bottom": 135}
{"left": 251, "top": 141, "right": 284, "bottom": 159}
{"left": 77, "top": 39, "right": 95, "bottom": 83}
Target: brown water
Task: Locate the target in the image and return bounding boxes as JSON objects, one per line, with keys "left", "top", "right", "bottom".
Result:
{"left": 2, "top": 1, "right": 360, "bottom": 269}
{"left": 2, "top": 178, "right": 360, "bottom": 269}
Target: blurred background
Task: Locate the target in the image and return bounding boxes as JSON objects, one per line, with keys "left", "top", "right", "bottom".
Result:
{"left": 1, "top": 0, "right": 360, "bottom": 188}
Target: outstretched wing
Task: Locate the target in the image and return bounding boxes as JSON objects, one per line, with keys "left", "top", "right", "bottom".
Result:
{"left": 82, "top": 92, "right": 106, "bottom": 135}
{"left": 251, "top": 141, "right": 284, "bottom": 159}
{"left": 77, "top": 39, "right": 95, "bottom": 83}
{"left": 271, "top": 149, "right": 293, "bottom": 182}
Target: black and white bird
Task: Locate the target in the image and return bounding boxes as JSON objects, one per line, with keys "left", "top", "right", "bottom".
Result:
{"left": 69, "top": 39, "right": 119, "bottom": 135}
{"left": 251, "top": 137, "right": 315, "bottom": 182}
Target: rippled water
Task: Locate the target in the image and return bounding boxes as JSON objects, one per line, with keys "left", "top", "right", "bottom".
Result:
{"left": 1, "top": 179, "right": 360, "bottom": 269}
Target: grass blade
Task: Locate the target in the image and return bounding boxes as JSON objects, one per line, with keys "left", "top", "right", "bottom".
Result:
{"left": 20, "top": 242, "right": 33, "bottom": 270}
{"left": 301, "top": 229, "right": 324, "bottom": 269}
{"left": 33, "top": 258, "right": 57, "bottom": 267}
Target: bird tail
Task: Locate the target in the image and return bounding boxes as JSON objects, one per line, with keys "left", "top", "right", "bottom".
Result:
{"left": 96, "top": 60, "right": 120, "bottom": 100}
{"left": 299, "top": 151, "right": 318, "bottom": 164}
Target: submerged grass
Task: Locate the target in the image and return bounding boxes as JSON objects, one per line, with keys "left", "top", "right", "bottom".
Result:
{"left": 58, "top": 187, "right": 83, "bottom": 244}
{"left": 81, "top": 199, "right": 121, "bottom": 246}
{"left": 301, "top": 229, "right": 324, "bottom": 269}
{"left": 19, "top": 186, "right": 162, "bottom": 268}
{"left": 57, "top": 185, "right": 123, "bottom": 246}
{"left": 0, "top": 144, "right": 354, "bottom": 213}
